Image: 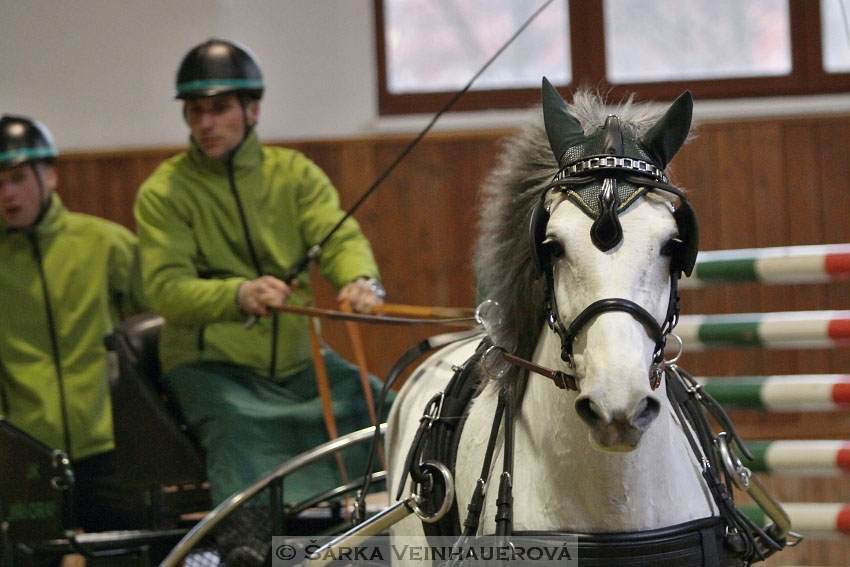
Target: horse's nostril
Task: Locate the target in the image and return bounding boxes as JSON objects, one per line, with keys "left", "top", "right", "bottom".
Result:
{"left": 575, "top": 397, "right": 605, "bottom": 427}
{"left": 630, "top": 396, "right": 660, "bottom": 431}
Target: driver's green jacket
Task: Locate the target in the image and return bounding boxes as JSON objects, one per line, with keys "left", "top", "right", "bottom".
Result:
{"left": 0, "top": 194, "right": 145, "bottom": 460}
{"left": 133, "top": 131, "right": 380, "bottom": 378}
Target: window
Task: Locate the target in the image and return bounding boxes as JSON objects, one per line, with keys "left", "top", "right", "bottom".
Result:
{"left": 384, "top": 0, "right": 570, "bottom": 93}
{"left": 376, "top": 0, "right": 850, "bottom": 115}
{"left": 822, "top": 0, "right": 850, "bottom": 72}
{"left": 604, "top": 0, "right": 791, "bottom": 83}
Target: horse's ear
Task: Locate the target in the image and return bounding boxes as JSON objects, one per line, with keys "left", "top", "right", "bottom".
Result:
{"left": 542, "top": 77, "right": 585, "bottom": 165}
{"left": 640, "top": 91, "right": 693, "bottom": 168}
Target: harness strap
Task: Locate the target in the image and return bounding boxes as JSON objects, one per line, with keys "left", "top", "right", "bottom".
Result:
{"left": 700, "top": 523, "right": 721, "bottom": 566}
{"left": 494, "top": 386, "right": 514, "bottom": 540}
{"left": 396, "top": 339, "right": 490, "bottom": 542}
{"left": 665, "top": 366, "right": 787, "bottom": 562}
{"left": 462, "top": 386, "right": 506, "bottom": 538}
{"left": 373, "top": 304, "right": 476, "bottom": 319}
{"left": 423, "top": 344, "right": 490, "bottom": 539}
{"left": 355, "top": 330, "right": 479, "bottom": 522}
{"left": 399, "top": 402, "right": 437, "bottom": 492}
{"left": 501, "top": 351, "right": 577, "bottom": 390}
{"left": 514, "top": 517, "right": 741, "bottom": 567}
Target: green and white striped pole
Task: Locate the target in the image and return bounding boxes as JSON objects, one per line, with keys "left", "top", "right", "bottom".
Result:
{"left": 740, "top": 502, "right": 850, "bottom": 537}
{"left": 743, "top": 440, "right": 850, "bottom": 475}
{"left": 676, "top": 310, "right": 850, "bottom": 350}
{"left": 698, "top": 375, "right": 850, "bottom": 411}
{"left": 682, "top": 243, "right": 850, "bottom": 288}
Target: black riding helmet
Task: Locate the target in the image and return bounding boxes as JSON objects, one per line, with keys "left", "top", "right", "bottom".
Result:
{"left": 0, "top": 115, "right": 58, "bottom": 171}
{"left": 175, "top": 38, "right": 264, "bottom": 100}
{"left": 0, "top": 115, "right": 58, "bottom": 229}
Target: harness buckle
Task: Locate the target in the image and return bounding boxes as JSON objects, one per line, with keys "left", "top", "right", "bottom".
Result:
{"left": 421, "top": 392, "right": 445, "bottom": 430}
{"left": 649, "top": 361, "right": 664, "bottom": 390}
{"left": 547, "top": 311, "right": 559, "bottom": 332}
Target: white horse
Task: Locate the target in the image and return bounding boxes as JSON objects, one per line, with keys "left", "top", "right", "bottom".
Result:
{"left": 385, "top": 81, "right": 780, "bottom": 566}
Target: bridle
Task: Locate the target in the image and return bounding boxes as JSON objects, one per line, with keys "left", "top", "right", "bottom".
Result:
{"left": 524, "top": 115, "right": 699, "bottom": 391}
{"left": 536, "top": 216, "right": 682, "bottom": 392}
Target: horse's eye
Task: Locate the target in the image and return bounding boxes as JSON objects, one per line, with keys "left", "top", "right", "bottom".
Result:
{"left": 543, "top": 238, "right": 565, "bottom": 260}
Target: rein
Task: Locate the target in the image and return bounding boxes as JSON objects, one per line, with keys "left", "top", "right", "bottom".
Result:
{"left": 273, "top": 303, "right": 478, "bottom": 327}
{"left": 281, "top": 302, "right": 577, "bottom": 389}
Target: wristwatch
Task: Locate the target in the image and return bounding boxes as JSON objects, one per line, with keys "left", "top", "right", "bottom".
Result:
{"left": 356, "top": 277, "right": 386, "bottom": 298}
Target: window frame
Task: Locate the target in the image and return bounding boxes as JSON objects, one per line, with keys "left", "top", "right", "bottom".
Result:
{"left": 375, "top": 0, "right": 850, "bottom": 115}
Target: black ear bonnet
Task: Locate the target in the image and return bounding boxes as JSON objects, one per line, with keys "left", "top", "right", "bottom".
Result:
{"left": 530, "top": 78, "right": 698, "bottom": 278}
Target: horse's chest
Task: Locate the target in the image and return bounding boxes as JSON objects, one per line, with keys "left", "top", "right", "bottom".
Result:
{"left": 453, "top": 385, "right": 580, "bottom": 532}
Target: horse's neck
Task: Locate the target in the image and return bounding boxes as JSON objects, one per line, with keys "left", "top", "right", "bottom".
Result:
{"left": 509, "top": 328, "right": 716, "bottom": 532}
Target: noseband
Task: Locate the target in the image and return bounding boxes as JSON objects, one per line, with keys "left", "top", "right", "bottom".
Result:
{"left": 544, "top": 271, "right": 680, "bottom": 391}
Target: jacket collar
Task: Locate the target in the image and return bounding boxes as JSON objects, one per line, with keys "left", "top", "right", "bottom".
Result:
{"left": 187, "top": 128, "right": 263, "bottom": 175}
{"left": 2, "top": 192, "right": 66, "bottom": 238}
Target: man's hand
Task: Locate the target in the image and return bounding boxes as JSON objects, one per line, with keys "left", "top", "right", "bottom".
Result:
{"left": 338, "top": 278, "right": 385, "bottom": 314}
{"left": 237, "top": 276, "right": 296, "bottom": 317}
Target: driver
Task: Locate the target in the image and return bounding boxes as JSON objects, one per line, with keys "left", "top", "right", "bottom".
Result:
{"left": 133, "top": 39, "right": 390, "bottom": 515}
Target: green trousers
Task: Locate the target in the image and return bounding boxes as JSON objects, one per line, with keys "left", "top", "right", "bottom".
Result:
{"left": 164, "top": 351, "right": 392, "bottom": 505}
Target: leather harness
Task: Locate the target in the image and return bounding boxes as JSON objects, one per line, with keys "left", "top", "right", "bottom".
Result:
{"left": 397, "top": 341, "right": 789, "bottom": 566}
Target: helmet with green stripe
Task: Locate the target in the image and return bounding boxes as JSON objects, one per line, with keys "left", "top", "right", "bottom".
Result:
{"left": 0, "top": 115, "right": 58, "bottom": 171}
{"left": 175, "top": 38, "right": 264, "bottom": 100}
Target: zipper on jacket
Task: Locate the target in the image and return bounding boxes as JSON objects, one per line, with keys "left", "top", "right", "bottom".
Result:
{"left": 226, "top": 156, "right": 279, "bottom": 378}
{"left": 28, "top": 233, "right": 73, "bottom": 458}
{"left": 197, "top": 323, "right": 206, "bottom": 351}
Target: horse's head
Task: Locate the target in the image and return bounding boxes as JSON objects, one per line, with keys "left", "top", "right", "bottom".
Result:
{"left": 536, "top": 79, "right": 697, "bottom": 449}
{"left": 539, "top": 193, "right": 683, "bottom": 449}
{"left": 475, "top": 80, "right": 698, "bottom": 451}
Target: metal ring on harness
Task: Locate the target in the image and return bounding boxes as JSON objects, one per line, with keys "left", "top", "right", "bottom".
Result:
{"left": 664, "top": 333, "right": 684, "bottom": 365}
{"left": 480, "top": 344, "right": 509, "bottom": 380}
{"left": 409, "top": 460, "right": 456, "bottom": 523}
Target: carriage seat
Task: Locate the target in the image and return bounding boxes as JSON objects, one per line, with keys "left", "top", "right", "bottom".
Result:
{"left": 104, "top": 312, "right": 209, "bottom": 512}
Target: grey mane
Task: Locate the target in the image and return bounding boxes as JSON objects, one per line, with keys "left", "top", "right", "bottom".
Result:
{"left": 473, "top": 89, "right": 672, "bottom": 384}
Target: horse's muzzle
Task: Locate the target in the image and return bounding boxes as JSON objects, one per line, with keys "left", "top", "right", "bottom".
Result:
{"left": 575, "top": 394, "right": 661, "bottom": 449}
